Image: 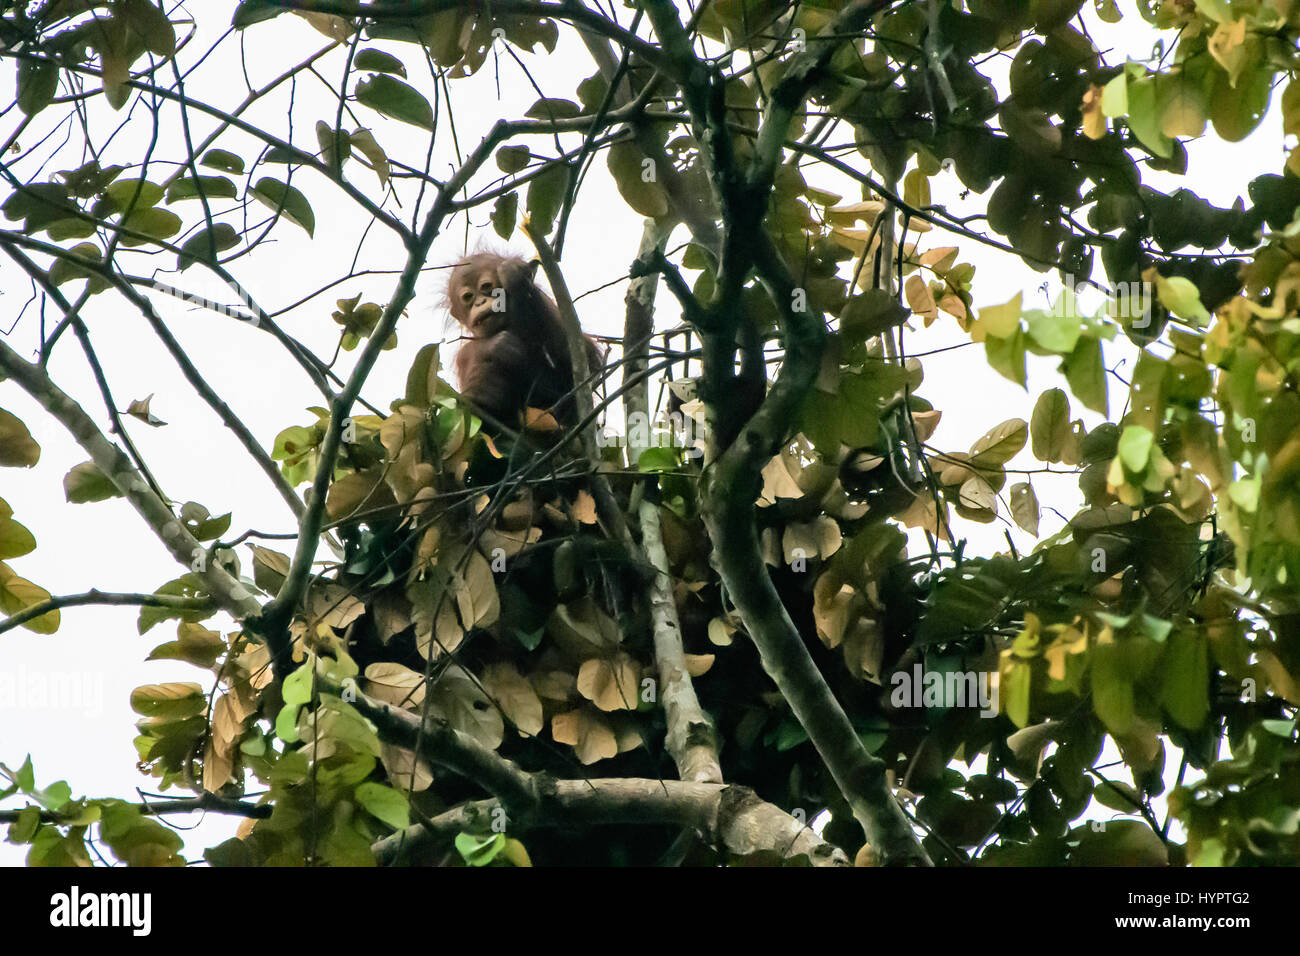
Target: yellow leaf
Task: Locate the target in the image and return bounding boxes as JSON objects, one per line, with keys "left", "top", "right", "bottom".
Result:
{"left": 1207, "top": 18, "right": 1247, "bottom": 84}
{"left": 552, "top": 707, "right": 618, "bottom": 764}
{"left": 971, "top": 293, "right": 1022, "bottom": 342}
{"left": 576, "top": 653, "right": 641, "bottom": 711}
{"left": 1081, "top": 84, "right": 1107, "bottom": 139}
{"left": 683, "top": 653, "right": 714, "bottom": 677}
{"left": 904, "top": 274, "right": 938, "bottom": 323}
{"left": 571, "top": 489, "right": 598, "bottom": 525}
{"left": 481, "top": 661, "right": 544, "bottom": 735}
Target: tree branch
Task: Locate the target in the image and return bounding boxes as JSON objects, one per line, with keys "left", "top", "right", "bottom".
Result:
{"left": 373, "top": 781, "right": 849, "bottom": 866}
{"left": 0, "top": 343, "right": 263, "bottom": 626}
{"left": 623, "top": 219, "right": 722, "bottom": 784}
{"left": 0, "top": 590, "right": 213, "bottom": 637}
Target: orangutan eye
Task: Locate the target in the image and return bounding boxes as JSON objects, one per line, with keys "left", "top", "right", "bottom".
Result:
{"left": 460, "top": 289, "right": 474, "bottom": 304}
{"left": 479, "top": 280, "right": 494, "bottom": 295}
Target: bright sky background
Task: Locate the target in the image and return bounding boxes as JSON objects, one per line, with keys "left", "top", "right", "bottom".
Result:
{"left": 0, "top": 2, "right": 1283, "bottom": 864}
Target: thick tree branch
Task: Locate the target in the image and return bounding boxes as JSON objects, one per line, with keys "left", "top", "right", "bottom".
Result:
{"left": 623, "top": 220, "right": 721, "bottom": 784}
{"left": 639, "top": 0, "right": 928, "bottom": 864}
{"left": 706, "top": 233, "right": 930, "bottom": 865}
{"left": 0, "top": 343, "right": 263, "bottom": 626}
{"left": 373, "top": 781, "right": 848, "bottom": 866}
{"left": 344, "top": 679, "right": 836, "bottom": 865}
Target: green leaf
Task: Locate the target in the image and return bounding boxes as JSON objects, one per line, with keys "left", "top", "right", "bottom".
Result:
{"left": 1090, "top": 643, "right": 1134, "bottom": 735}
{"left": 1030, "top": 388, "right": 1071, "bottom": 461}
{"left": 63, "top": 461, "right": 120, "bottom": 503}
{"left": 495, "top": 145, "right": 531, "bottom": 174}
{"left": 455, "top": 831, "right": 505, "bottom": 866}
{"left": 1094, "top": 0, "right": 1121, "bottom": 22}
{"left": 1072, "top": 820, "right": 1167, "bottom": 865}
{"left": 261, "top": 143, "right": 325, "bottom": 163}
{"left": 274, "top": 702, "right": 301, "bottom": 743}
{"left": 0, "top": 562, "right": 57, "bottom": 633}
{"left": 50, "top": 243, "right": 107, "bottom": 290}
{"left": 119, "top": 207, "right": 183, "bottom": 245}
{"left": 0, "top": 516, "right": 37, "bottom": 560}
{"left": 1025, "top": 306, "right": 1081, "bottom": 354}
{"left": 354, "top": 48, "right": 407, "bottom": 77}
{"left": 985, "top": 327, "right": 1027, "bottom": 387}
{"left": 249, "top": 178, "right": 315, "bottom": 236}
{"left": 525, "top": 163, "right": 569, "bottom": 237}
{"left": 201, "top": 149, "right": 245, "bottom": 174}
{"left": 103, "top": 179, "right": 165, "bottom": 212}
{"left": 355, "top": 74, "right": 434, "bottom": 131}
{"left": 607, "top": 142, "right": 669, "bottom": 218}
{"left": 1101, "top": 70, "right": 1128, "bottom": 117}
{"left": 1155, "top": 275, "right": 1210, "bottom": 325}
{"left": 1093, "top": 778, "right": 1142, "bottom": 812}
{"left": 1193, "top": 0, "right": 1231, "bottom": 23}
{"left": 1160, "top": 630, "right": 1209, "bottom": 729}
{"left": 355, "top": 782, "right": 410, "bottom": 829}
{"left": 1208, "top": 59, "right": 1271, "bottom": 142}
{"left": 637, "top": 446, "right": 680, "bottom": 472}
{"left": 178, "top": 222, "right": 240, "bottom": 270}
{"left": 1010, "top": 483, "right": 1040, "bottom": 536}
{"left": 282, "top": 663, "right": 314, "bottom": 707}
{"left": 205, "top": 837, "right": 258, "bottom": 866}
{"left": 137, "top": 575, "right": 212, "bottom": 634}
{"left": 1228, "top": 475, "right": 1259, "bottom": 512}
{"left": 1004, "top": 659, "right": 1031, "bottom": 728}
{"left": 1117, "top": 425, "right": 1154, "bottom": 473}
{"left": 1126, "top": 75, "right": 1173, "bottom": 158}
{"left": 17, "top": 59, "right": 60, "bottom": 117}
{"left": 1061, "top": 335, "right": 1108, "bottom": 415}
{"left": 129, "top": 682, "right": 207, "bottom": 719}
{"left": 902, "top": 168, "right": 931, "bottom": 209}
{"left": 165, "top": 175, "right": 238, "bottom": 203}
{"left": 513, "top": 625, "right": 545, "bottom": 652}
{"left": 977, "top": 293, "right": 1023, "bottom": 338}
{"left": 841, "top": 290, "right": 909, "bottom": 343}
{"left": 0, "top": 410, "right": 41, "bottom": 468}
{"left": 491, "top": 192, "right": 518, "bottom": 240}
{"left": 30, "top": 779, "right": 72, "bottom": 812}
{"left": 8, "top": 805, "right": 41, "bottom": 843}
{"left": 524, "top": 97, "right": 581, "bottom": 120}
{"left": 121, "top": 0, "right": 177, "bottom": 57}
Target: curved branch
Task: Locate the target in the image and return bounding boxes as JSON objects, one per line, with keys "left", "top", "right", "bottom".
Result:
{"left": 0, "top": 590, "right": 213, "bottom": 637}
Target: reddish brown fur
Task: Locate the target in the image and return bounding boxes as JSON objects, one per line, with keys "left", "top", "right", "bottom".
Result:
{"left": 447, "top": 253, "right": 604, "bottom": 427}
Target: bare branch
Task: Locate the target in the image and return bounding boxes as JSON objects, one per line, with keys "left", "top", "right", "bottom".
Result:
{"left": 0, "top": 590, "right": 213, "bottom": 637}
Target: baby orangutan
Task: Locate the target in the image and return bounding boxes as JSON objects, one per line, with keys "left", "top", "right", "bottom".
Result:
{"left": 447, "top": 253, "right": 604, "bottom": 428}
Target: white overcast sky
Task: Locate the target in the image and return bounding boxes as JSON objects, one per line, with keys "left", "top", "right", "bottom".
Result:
{"left": 0, "top": 3, "right": 1282, "bottom": 863}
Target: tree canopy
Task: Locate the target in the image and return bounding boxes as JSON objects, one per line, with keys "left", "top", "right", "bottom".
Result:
{"left": 1, "top": 0, "right": 1299, "bottom": 867}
